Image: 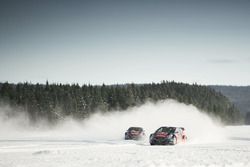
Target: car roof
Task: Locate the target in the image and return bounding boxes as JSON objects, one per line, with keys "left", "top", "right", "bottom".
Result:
{"left": 159, "top": 126, "right": 175, "bottom": 128}
{"left": 159, "top": 126, "right": 185, "bottom": 130}
{"left": 128, "top": 127, "right": 143, "bottom": 130}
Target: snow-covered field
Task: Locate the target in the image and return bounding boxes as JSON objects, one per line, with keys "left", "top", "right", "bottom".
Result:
{"left": 1, "top": 101, "right": 250, "bottom": 167}
{"left": 1, "top": 126, "right": 250, "bottom": 167}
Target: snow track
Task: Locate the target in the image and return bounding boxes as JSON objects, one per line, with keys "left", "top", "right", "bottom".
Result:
{"left": 1, "top": 101, "right": 250, "bottom": 167}
{"left": 0, "top": 127, "right": 250, "bottom": 167}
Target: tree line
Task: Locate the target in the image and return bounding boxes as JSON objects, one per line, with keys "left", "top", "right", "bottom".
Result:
{"left": 0, "top": 81, "right": 240, "bottom": 124}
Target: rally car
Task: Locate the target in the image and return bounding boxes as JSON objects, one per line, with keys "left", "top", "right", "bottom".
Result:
{"left": 125, "top": 127, "right": 145, "bottom": 140}
{"left": 149, "top": 126, "right": 187, "bottom": 145}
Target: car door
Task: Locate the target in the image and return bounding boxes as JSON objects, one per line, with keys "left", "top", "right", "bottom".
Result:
{"left": 175, "top": 128, "right": 182, "bottom": 142}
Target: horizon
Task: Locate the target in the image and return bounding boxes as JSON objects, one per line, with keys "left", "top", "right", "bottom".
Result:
{"left": 0, "top": 80, "right": 249, "bottom": 87}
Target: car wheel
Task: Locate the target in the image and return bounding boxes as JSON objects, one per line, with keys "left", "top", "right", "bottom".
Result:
{"left": 182, "top": 135, "right": 187, "bottom": 142}
{"left": 150, "top": 139, "right": 155, "bottom": 145}
{"left": 173, "top": 136, "right": 177, "bottom": 145}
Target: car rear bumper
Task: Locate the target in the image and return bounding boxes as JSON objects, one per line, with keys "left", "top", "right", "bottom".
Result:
{"left": 125, "top": 135, "right": 144, "bottom": 140}
{"left": 150, "top": 138, "right": 174, "bottom": 145}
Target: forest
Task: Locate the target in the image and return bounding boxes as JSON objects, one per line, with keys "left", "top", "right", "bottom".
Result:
{"left": 0, "top": 81, "right": 240, "bottom": 124}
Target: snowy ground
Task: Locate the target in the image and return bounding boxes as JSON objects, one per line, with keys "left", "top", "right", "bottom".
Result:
{"left": 1, "top": 101, "right": 250, "bottom": 167}
{"left": 0, "top": 126, "right": 250, "bottom": 167}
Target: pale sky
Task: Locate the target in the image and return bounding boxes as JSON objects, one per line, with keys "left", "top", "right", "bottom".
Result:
{"left": 0, "top": 0, "right": 250, "bottom": 85}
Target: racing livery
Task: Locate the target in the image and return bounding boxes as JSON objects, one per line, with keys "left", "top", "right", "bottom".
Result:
{"left": 149, "top": 126, "right": 187, "bottom": 145}
{"left": 125, "top": 127, "right": 145, "bottom": 140}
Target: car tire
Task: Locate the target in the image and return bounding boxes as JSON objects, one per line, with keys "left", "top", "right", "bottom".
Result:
{"left": 172, "top": 136, "right": 177, "bottom": 145}
{"left": 182, "top": 135, "right": 187, "bottom": 142}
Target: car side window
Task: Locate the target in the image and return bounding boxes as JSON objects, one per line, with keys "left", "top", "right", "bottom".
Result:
{"left": 175, "top": 128, "right": 181, "bottom": 134}
{"left": 157, "top": 128, "right": 162, "bottom": 133}
{"left": 156, "top": 127, "right": 165, "bottom": 133}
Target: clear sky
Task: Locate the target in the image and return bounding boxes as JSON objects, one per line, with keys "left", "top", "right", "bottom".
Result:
{"left": 0, "top": 0, "right": 250, "bottom": 86}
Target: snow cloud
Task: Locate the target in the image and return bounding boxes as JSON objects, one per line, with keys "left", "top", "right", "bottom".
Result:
{"left": 0, "top": 100, "right": 226, "bottom": 144}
